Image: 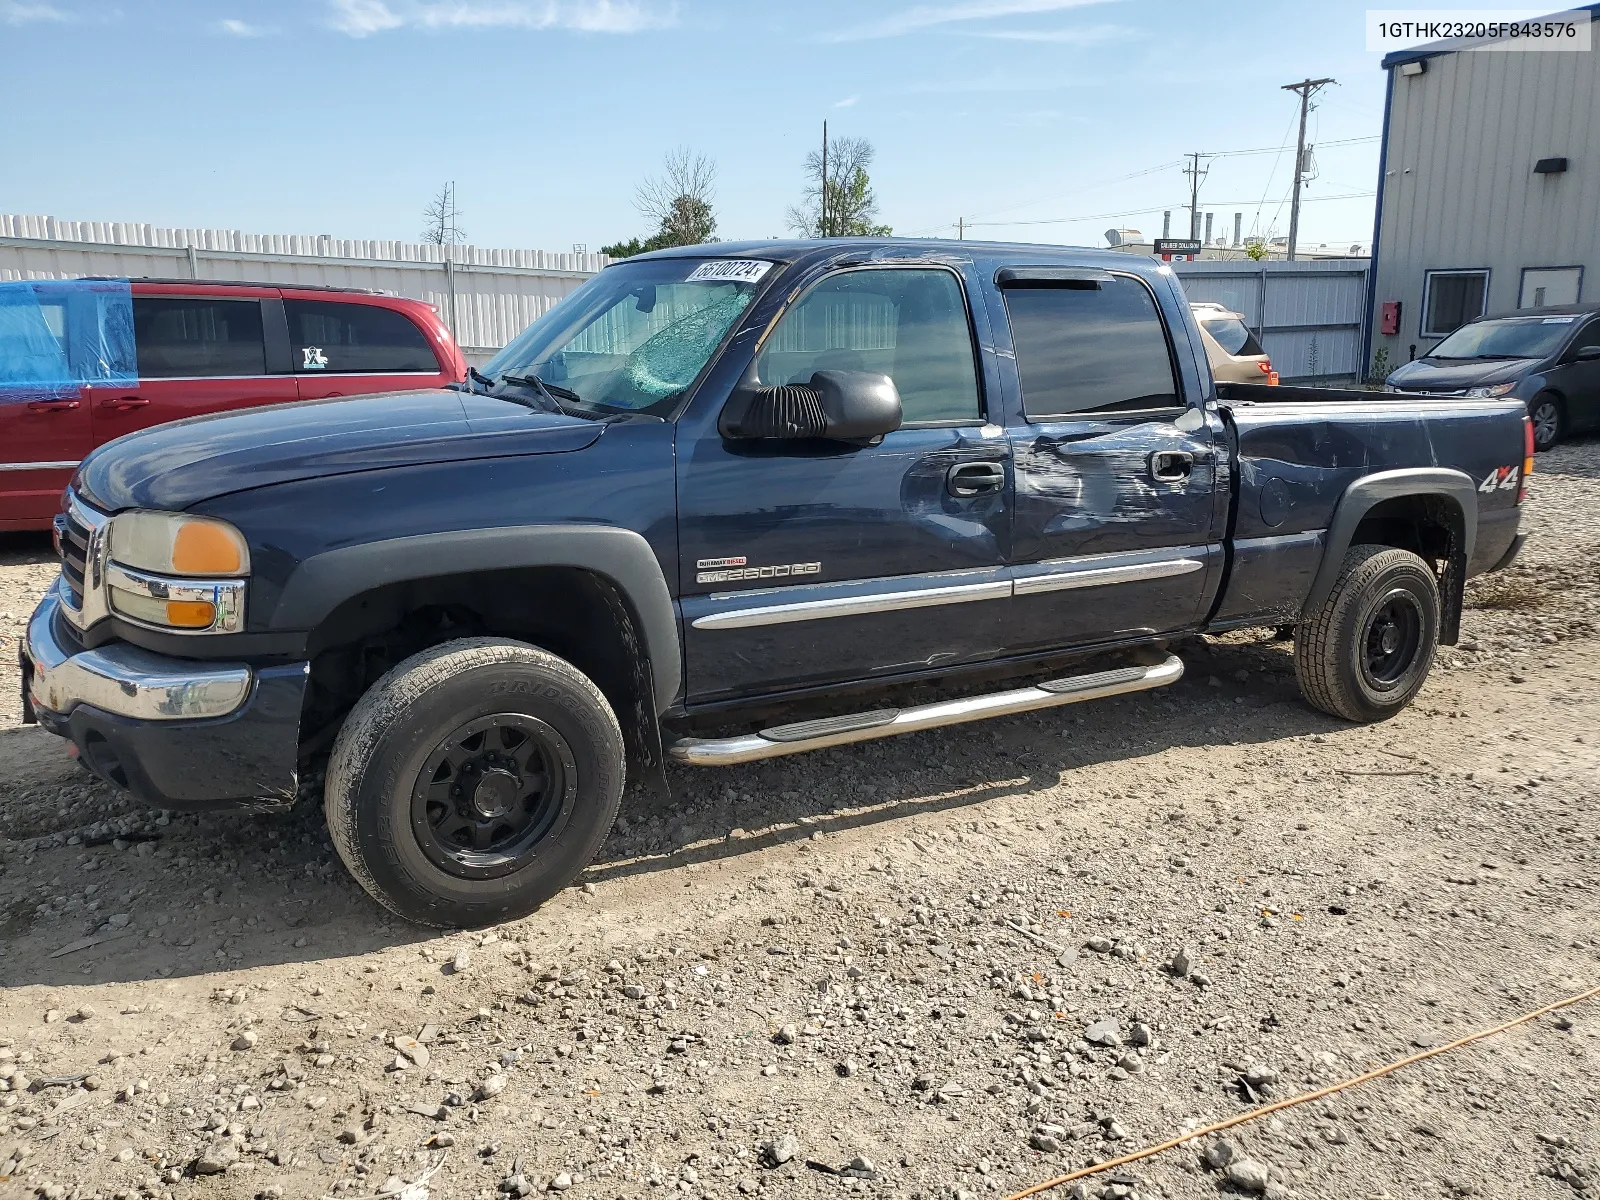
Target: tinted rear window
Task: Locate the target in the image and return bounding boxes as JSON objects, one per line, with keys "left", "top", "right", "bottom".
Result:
{"left": 134, "top": 297, "right": 266, "bottom": 378}
{"left": 1199, "top": 315, "right": 1264, "bottom": 357}
{"left": 286, "top": 300, "right": 438, "bottom": 373}
{"left": 1002, "top": 276, "right": 1180, "bottom": 417}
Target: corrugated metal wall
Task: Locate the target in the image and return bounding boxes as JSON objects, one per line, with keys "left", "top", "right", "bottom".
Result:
{"left": 0, "top": 215, "right": 607, "bottom": 362}
{"left": 1370, "top": 41, "right": 1600, "bottom": 367}
{"left": 1175, "top": 258, "right": 1370, "bottom": 380}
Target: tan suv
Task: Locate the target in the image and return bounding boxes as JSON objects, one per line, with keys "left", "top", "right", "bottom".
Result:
{"left": 1190, "top": 302, "right": 1277, "bottom": 385}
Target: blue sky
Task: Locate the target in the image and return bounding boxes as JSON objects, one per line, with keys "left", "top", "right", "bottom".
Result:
{"left": 1, "top": 0, "right": 1397, "bottom": 254}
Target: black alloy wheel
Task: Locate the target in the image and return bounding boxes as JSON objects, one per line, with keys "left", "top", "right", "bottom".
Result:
{"left": 411, "top": 713, "right": 577, "bottom": 880}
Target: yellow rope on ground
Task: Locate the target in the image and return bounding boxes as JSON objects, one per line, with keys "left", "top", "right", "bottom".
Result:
{"left": 1001, "top": 982, "right": 1600, "bottom": 1200}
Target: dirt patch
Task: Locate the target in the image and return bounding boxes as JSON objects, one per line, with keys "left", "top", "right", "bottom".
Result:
{"left": 0, "top": 445, "right": 1596, "bottom": 1200}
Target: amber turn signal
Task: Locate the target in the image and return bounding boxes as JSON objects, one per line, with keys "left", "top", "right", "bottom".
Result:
{"left": 164, "top": 600, "right": 217, "bottom": 628}
{"left": 172, "top": 521, "right": 245, "bottom": 575}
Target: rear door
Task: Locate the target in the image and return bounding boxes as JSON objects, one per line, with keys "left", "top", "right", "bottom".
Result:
{"left": 284, "top": 297, "right": 444, "bottom": 400}
{"left": 0, "top": 285, "right": 91, "bottom": 528}
{"left": 91, "top": 287, "right": 297, "bottom": 449}
{"left": 991, "top": 268, "right": 1222, "bottom": 654}
{"left": 676, "top": 263, "right": 1012, "bottom": 705}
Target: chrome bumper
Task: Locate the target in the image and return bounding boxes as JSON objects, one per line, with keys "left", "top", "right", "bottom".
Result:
{"left": 23, "top": 585, "right": 253, "bottom": 722}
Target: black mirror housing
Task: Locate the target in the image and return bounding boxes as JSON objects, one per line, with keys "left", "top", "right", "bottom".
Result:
{"left": 1573, "top": 344, "right": 1600, "bottom": 362}
{"left": 720, "top": 370, "right": 903, "bottom": 441}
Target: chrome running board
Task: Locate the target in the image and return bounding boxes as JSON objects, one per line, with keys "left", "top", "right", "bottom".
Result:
{"left": 667, "top": 653, "right": 1184, "bottom": 766}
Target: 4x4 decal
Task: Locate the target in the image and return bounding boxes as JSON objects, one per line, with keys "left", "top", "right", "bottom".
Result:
{"left": 1479, "top": 466, "right": 1520, "bottom": 493}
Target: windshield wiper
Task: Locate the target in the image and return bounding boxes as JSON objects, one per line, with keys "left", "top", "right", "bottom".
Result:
{"left": 500, "top": 373, "right": 584, "bottom": 405}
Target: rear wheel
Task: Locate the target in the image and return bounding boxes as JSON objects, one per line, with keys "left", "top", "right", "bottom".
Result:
{"left": 325, "top": 637, "right": 624, "bottom": 927}
{"left": 1528, "top": 392, "right": 1564, "bottom": 452}
{"left": 1294, "top": 546, "right": 1440, "bottom": 723}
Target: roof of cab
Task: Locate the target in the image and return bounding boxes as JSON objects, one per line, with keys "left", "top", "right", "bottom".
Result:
{"left": 624, "top": 237, "right": 1152, "bottom": 271}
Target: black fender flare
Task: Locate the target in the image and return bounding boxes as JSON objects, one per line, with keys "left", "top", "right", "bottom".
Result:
{"left": 1302, "top": 467, "right": 1477, "bottom": 619}
{"left": 267, "top": 525, "right": 682, "bottom": 713}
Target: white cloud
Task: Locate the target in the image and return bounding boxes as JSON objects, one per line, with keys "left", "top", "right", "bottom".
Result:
{"left": 329, "top": 0, "right": 675, "bottom": 36}
{"left": 1, "top": 1, "right": 75, "bottom": 23}
{"left": 825, "top": 0, "right": 1117, "bottom": 41}
{"left": 833, "top": 95, "right": 858, "bottom": 108}
{"left": 218, "top": 17, "right": 271, "bottom": 35}
{"left": 329, "top": 0, "right": 405, "bottom": 35}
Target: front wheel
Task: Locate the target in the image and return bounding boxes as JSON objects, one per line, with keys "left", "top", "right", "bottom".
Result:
{"left": 1528, "top": 392, "right": 1564, "bottom": 452}
{"left": 1294, "top": 546, "right": 1440, "bottom": 723}
{"left": 325, "top": 637, "right": 625, "bottom": 927}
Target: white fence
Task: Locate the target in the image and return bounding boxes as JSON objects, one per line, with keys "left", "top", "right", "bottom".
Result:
{"left": 1174, "top": 258, "right": 1370, "bottom": 381}
{"left": 0, "top": 214, "right": 609, "bottom": 364}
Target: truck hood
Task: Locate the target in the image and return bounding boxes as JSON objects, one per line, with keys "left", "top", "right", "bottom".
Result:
{"left": 74, "top": 389, "right": 607, "bottom": 512}
{"left": 1386, "top": 356, "right": 1535, "bottom": 391}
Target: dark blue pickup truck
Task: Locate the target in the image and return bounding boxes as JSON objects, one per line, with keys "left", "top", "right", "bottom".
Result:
{"left": 21, "top": 239, "right": 1531, "bottom": 926}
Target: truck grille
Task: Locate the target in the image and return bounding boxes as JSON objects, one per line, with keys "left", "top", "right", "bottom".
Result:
{"left": 53, "top": 496, "right": 103, "bottom": 611}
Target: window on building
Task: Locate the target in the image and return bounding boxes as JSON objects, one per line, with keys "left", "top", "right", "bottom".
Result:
{"left": 1422, "top": 271, "right": 1488, "bottom": 338}
{"left": 755, "top": 268, "right": 982, "bottom": 424}
{"left": 1002, "top": 275, "right": 1180, "bottom": 418}
{"left": 133, "top": 297, "right": 267, "bottom": 378}
{"left": 285, "top": 300, "right": 438, "bottom": 373}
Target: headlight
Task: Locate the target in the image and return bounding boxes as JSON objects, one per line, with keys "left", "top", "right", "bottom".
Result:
{"left": 105, "top": 512, "right": 248, "bottom": 632}
{"left": 1465, "top": 382, "right": 1517, "bottom": 398}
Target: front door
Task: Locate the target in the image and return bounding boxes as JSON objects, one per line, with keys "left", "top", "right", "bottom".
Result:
{"left": 992, "top": 271, "right": 1221, "bottom": 654}
{"left": 91, "top": 292, "right": 297, "bottom": 449}
{"left": 1548, "top": 316, "right": 1600, "bottom": 434}
{"left": 677, "top": 264, "right": 1012, "bottom": 705}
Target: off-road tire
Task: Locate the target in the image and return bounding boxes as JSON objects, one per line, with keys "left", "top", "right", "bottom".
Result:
{"left": 1295, "top": 545, "right": 1440, "bottom": 723}
{"left": 325, "top": 637, "right": 624, "bottom": 927}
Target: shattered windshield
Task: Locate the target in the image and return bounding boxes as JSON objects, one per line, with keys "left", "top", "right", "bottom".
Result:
{"left": 481, "top": 257, "right": 773, "bottom": 417}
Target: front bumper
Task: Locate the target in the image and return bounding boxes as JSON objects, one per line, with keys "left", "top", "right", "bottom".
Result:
{"left": 21, "top": 587, "right": 309, "bottom": 810}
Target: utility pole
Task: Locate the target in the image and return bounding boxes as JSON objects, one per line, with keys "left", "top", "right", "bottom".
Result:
{"left": 819, "top": 121, "right": 829, "bottom": 238}
{"left": 957, "top": 217, "right": 964, "bottom": 240}
{"left": 1282, "top": 77, "right": 1335, "bottom": 261}
{"left": 1183, "top": 153, "right": 1212, "bottom": 240}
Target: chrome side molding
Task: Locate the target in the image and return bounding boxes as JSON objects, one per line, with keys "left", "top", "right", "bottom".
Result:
{"left": 667, "top": 653, "right": 1184, "bottom": 766}
{"left": 691, "top": 580, "right": 1010, "bottom": 630}
{"left": 1014, "top": 557, "right": 1203, "bottom": 596}
{"left": 691, "top": 548, "right": 1210, "bottom": 631}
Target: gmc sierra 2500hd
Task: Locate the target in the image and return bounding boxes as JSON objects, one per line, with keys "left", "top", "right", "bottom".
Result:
{"left": 21, "top": 239, "right": 1531, "bottom": 927}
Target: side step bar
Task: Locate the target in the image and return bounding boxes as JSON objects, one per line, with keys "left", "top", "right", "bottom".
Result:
{"left": 667, "top": 653, "right": 1184, "bottom": 767}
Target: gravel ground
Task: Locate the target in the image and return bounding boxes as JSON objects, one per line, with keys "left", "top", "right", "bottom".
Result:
{"left": 0, "top": 441, "right": 1597, "bottom": 1200}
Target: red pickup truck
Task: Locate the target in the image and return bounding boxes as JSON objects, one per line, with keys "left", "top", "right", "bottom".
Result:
{"left": 0, "top": 279, "right": 466, "bottom": 530}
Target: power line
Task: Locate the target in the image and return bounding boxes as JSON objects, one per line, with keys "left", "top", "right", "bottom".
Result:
{"left": 963, "top": 190, "right": 1373, "bottom": 231}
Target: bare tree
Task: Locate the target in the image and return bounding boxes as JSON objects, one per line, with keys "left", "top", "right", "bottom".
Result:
{"left": 786, "top": 135, "right": 890, "bottom": 238}
{"left": 634, "top": 148, "right": 718, "bottom": 247}
{"left": 421, "top": 182, "right": 466, "bottom": 246}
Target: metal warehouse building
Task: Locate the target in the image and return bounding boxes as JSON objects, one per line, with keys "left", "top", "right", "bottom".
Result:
{"left": 1366, "top": 7, "right": 1600, "bottom": 373}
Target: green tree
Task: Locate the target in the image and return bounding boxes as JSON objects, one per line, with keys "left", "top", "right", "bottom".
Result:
{"left": 605, "top": 148, "right": 719, "bottom": 259}
{"left": 786, "top": 135, "right": 891, "bottom": 238}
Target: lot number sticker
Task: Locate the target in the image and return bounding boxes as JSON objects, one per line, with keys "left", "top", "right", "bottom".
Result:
{"left": 686, "top": 260, "right": 773, "bottom": 284}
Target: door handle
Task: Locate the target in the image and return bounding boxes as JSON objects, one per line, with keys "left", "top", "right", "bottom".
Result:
{"left": 947, "top": 460, "right": 1006, "bottom": 497}
{"left": 97, "top": 397, "right": 150, "bottom": 411}
{"left": 26, "top": 399, "right": 81, "bottom": 412}
{"left": 1149, "top": 450, "right": 1194, "bottom": 482}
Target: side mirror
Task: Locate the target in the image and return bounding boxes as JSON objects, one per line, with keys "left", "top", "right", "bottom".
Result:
{"left": 1573, "top": 344, "right": 1600, "bottom": 362}
{"left": 720, "top": 370, "right": 903, "bottom": 441}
